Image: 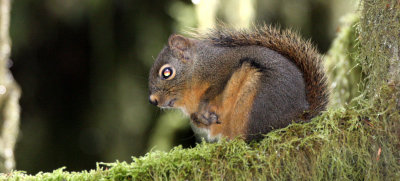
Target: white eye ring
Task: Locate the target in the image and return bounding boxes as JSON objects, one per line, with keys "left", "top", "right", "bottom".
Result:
{"left": 159, "top": 64, "right": 176, "bottom": 80}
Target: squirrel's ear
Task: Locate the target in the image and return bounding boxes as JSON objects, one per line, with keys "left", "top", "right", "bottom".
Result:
{"left": 168, "top": 34, "right": 192, "bottom": 51}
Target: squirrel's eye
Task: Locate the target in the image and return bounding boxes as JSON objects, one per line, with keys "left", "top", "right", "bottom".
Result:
{"left": 162, "top": 68, "right": 172, "bottom": 78}
{"left": 159, "top": 64, "right": 176, "bottom": 80}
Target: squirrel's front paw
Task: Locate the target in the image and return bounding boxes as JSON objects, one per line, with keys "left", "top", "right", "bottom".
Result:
{"left": 201, "top": 111, "right": 220, "bottom": 125}
{"left": 190, "top": 111, "right": 220, "bottom": 126}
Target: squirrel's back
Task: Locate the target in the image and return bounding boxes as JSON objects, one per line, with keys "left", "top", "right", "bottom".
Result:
{"left": 197, "top": 25, "right": 328, "bottom": 120}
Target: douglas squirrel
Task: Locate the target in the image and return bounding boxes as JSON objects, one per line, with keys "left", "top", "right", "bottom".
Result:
{"left": 148, "top": 25, "right": 328, "bottom": 142}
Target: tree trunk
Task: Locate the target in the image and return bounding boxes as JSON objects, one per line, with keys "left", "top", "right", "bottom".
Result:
{"left": 359, "top": 0, "right": 400, "bottom": 103}
{"left": 0, "top": 0, "right": 21, "bottom": 173}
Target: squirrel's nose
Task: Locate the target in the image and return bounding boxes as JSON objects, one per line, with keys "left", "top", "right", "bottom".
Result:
{"left": 149, "top": 95, "right": 158, "bottom": 106}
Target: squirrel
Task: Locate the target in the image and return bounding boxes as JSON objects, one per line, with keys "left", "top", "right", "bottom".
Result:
{"left": 148, "top": 25, "right": 328, "bottom": 142}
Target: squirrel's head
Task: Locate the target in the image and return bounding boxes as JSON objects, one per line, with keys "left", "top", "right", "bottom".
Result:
{"left": 148, "top": 34, "right": 196, "bottom": 111}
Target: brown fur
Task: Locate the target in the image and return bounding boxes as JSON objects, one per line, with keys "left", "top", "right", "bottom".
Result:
{"left": 175, "top": 81, "right": 211, "bottom": 115}
{"left": 197, "top": 25, "right": 329, "bottom": 119}
{"left": 209, "top": 64, "right": 261, "bottom": 139}
{"left": 149, "top": 25, "right": 329, "bottom": 142}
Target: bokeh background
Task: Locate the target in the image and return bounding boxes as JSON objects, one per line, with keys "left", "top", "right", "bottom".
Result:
{"left": 10, "top": 0, "right": 356, "bottom": 173}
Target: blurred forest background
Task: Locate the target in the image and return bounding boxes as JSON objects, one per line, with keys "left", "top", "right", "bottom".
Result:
{"left": 10, "top": 0, "right": 357, "bottom": 173}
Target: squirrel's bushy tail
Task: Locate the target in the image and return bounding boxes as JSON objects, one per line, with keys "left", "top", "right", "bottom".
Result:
{"left": 198, "top": 25, "right": 329, "bottom": 119}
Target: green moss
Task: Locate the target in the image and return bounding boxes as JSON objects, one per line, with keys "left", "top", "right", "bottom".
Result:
{"left": 2, "top": 93, "right": 399, "bottom": 180}
{"left": 359, "top": 0, "right": 400, "bottom": 98}
{"left": 325, "top": 14, "right": 362, "bottom": 107}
